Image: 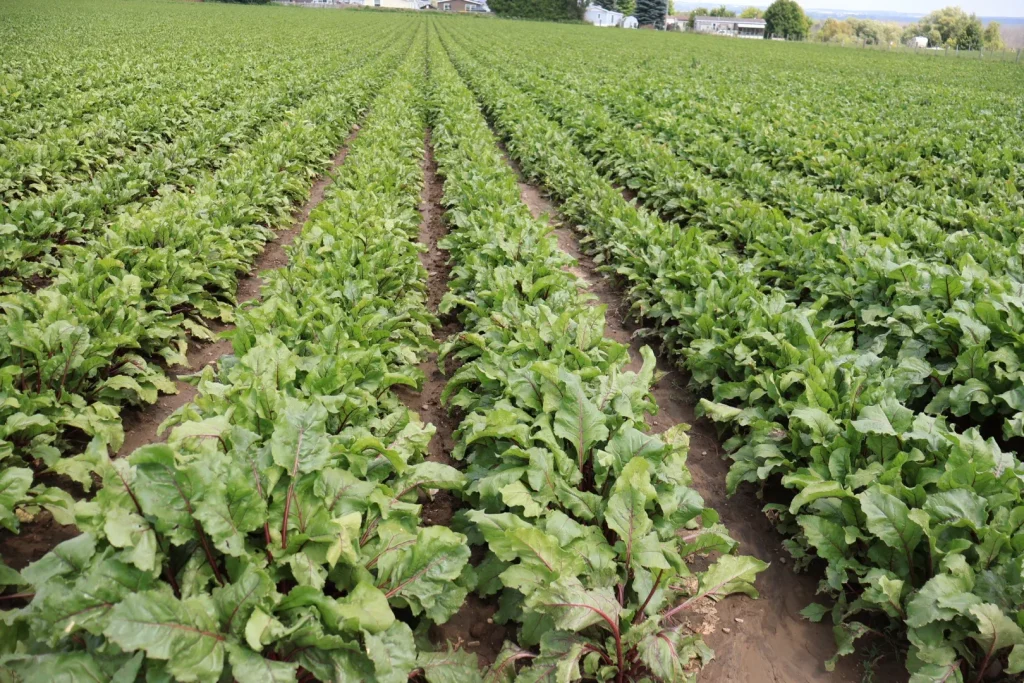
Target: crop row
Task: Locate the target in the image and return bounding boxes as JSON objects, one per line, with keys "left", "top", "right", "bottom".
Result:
{"left": 454, "top": 27, "right": 1024, "bottom": 463}
{"left": 453, "top": 25, "right": 1022, "bottom": 259}
{"left": 0, "top": 1, "right": 383, "bottom": 146}
{"left": 0, "top": 25, "right": 766, "bottom": 683}
{"left": 437, "top": 24, "right": 1024, "bottom": 683}
{"left": 1, "top": 38, "right": 475, "bottom": 683}
{"left": 427, "top": 30, "right": 765, "bottom": 683}
{"left": 0, "top": 31, "right": 409, "bottom": 532}
{"left": 594, "top": 48, "right": 1024, "bottom": 206}
{"left": 0, "top": 48, "right": 383, "bottom": 292}
{"left": 0, "top": 28, "right": 214, "bottom": 146}
{"left": 459, "top": 22, "right": 1022, "bottom": 226}
{"left": 464, "top": 24, "right": 1024, "bottom": 420}
{"left": 596, "top": 80, "right": 1023, "bottom": 241}
{"left": 0, "top": 22, "right": 394, "bottom": 207}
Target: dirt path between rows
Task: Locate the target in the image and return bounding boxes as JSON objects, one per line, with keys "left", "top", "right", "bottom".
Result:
{"left": 394, "top": 131, "right": 510, "bottom": 667}
{"left": 504, "top": 155, "right": 886, "bottom": 683}
{"left": 1, "top": 123, "right": 364, "bottom": 572}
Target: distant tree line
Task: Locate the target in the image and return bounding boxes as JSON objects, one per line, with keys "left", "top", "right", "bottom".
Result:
{"left": 815, "top": 17, "right": 903, "bottom": 45}
{"left": 811, "top": 6, "right": 1005, "bottom": 50}
{"left": 633, "top": 0, "right": 665, "bottom": 28}
{"left": 902, "top": 6, "right": 1002, "bottom": 49}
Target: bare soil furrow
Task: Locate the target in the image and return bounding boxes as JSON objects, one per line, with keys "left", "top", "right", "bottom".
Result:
{"left": 396, "top": 131, "right": 460, "bottom": 471}
{"left": 398, "top": 131, "right": 509, "bottom": 667}
{"left": 503, "top": 154, "right": 871, "bottom": 683}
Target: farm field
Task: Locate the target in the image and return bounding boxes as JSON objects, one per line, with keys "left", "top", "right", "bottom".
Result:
{"left": 1, "top": 0, "right": 1023, "bottom": 681}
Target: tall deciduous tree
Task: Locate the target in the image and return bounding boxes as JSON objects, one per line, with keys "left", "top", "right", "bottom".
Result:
{"left": 688, "top": 6, "right": 708, "bottom": 27}
{"left": 817, "top": 17, "right": 853, "bottom": 42}
{"left": 959, "top": 18, "right": 982, "bottom": 49}
{"left": 983, "top": 21, "right": 1003, "bottom": 49}
{"left": 740, "top": 6, "right": 763, "bottom": 18}
{"left": 763, "top": 0, "right": 810, "bottom": 39}
{"left": 635, "top": 0, "right": 667, "bottom": 28}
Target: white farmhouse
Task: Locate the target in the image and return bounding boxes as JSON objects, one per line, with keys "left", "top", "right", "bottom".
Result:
{"left": 911, "top": 35, "right": 928, "bottom": 47}
{"left": 584, "top": 4, "right": 624, "bottom": 26}
{"left": 693, "top": 16, "right": 766, "bottom": 38}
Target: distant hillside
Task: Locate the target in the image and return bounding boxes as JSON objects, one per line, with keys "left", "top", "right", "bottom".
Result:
{"left": 1001, "top": 24, "right": 1024, "bottom": 47}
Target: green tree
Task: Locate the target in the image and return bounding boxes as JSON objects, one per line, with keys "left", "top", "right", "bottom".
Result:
{"left": 635, "top": 0, "right": 667, "bottom": 27}
{"left": 619, "top": 0, "right": 636, "bottom": 15}
{"left": 905, "top": 6, "right": 984, "bottom": 49}
{"left": 875, "top": 21, "right": 902, "bottom": 45}
{"left": 926, "top": 27, "right": 942, "bottom": 46}
{"left": 488, "top": 0, "right": 586, "bottom": 20}
{"left": 983, "top": 21, "right": 1004, "bottom": 49}
{"left": 739, "top": 6, "right": 763, "bottom": 17}
{"left": 959, "top": 18, "right": 982, "bottom": 49}
{"left": 709, "top": 5, "right": 736, "bottom": 16}
{"left": 763, "top": 0, "right": 810, "bottom": 39}
{"left": 688, "top": 6, "right": 709, "bottom": 27}
{"left": 817, "top": 17, "right": 853, "bottom": 42}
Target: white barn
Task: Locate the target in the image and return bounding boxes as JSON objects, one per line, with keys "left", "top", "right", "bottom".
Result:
{"left": 584, "top": 4, "right": 623, "bottom": 26}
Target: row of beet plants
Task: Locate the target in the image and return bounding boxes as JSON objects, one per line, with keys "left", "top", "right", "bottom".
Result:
{"left": 2, "top": 55, "right": 259, "bottom": 204}
{"left": 0, "top": 27, "right": 392, "bottom": 293}
{"left": 562, "top": 38, "right": 1023, "bottom": 223}
{"left": 0, "top": 7, "right": 237, "bottom": 148}
{"left": 427, "top": 33, "right": 765, "bottom": 683}
{"left": 524, "top": 51, "right": 1024, "bottom": 258}
{"left": 438, "top": 26, "right": 1024, "bottom": 683}
{"left": 0, "top": 43, "right": 475, "bottom": 683}
{"left": 0, "top": 31, "right": 409, "bottom": 531}
{"left": 455, "top": 29, "right": 1024, "bottom": 454}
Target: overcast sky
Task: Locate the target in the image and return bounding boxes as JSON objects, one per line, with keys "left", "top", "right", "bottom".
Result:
{"left": 807, "top": 0, "right": 1024, "bottom": 16}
